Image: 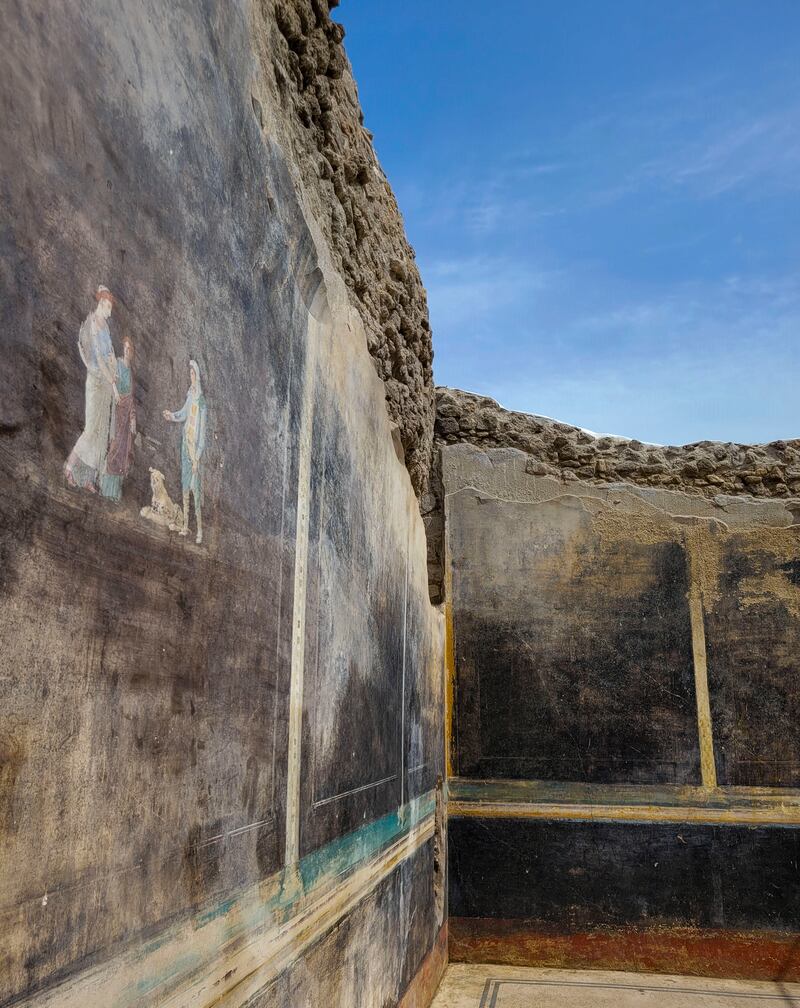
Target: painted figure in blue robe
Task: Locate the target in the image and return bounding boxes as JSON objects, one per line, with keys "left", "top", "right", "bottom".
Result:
{"left": 163, "top": 360, "right": 207, "bottom": 544}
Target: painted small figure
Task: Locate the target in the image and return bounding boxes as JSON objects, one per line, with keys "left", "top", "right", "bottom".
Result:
{"left": 99, "top": 336, "right": 136, "bottom": 502}
{"left": 64, "top": 285, "right": 118, "bottom": 492}
{"left": 163, "top": 360, "right": 207, "bottom": 544}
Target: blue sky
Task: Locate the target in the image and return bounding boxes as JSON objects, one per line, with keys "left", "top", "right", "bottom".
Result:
{"left": 334, "top": 1, "right": 800, "bottom": 444}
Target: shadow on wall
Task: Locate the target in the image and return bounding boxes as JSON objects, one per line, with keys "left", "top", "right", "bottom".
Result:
{"left": 442, "top": 442, "right": 800, "bottom": 981}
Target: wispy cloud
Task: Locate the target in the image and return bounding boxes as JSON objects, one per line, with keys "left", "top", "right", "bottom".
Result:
{"left": 634, "top": 108, "right": 800, "bottom": 199}
{"left": 405, "top": 77, "right": 800, "bottom": 243}
{"left": 440, "top": 269, "right": 800, "bottom": 444}
{"left": 423, "top": 255, "right": 560, "bottom": 334}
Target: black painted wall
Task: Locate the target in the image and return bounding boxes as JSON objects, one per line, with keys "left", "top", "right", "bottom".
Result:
{"left": 445, "top": 453, "right": 800, "bottom": 953}
{"left": 450, "top": 492, "right": 701, "bottom": 784}
{"left": 706, "top": 533, "right": 800, "bottom": 788}
{"left": 450, "top": 817, "right": 800, "bottom": 933}
{"left": 0, "top": 2, "right": 444, "bottom": 1004}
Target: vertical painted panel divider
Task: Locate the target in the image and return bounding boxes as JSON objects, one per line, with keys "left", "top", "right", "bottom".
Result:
{"left": 686, "top": 529, "right": 718, "bottom": 791}
{"left": 285, "top": 312, "right": 318, "bottom": 867}
{"left": 443, "top": 487, "right": 456, "bottom": 781}
{"left": 400, "top": 525, "right": 409, "bottom": 808}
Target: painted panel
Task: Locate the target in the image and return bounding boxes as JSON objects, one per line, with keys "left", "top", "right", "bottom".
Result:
{"left": 448, "top": 489, "right": 700, "bottom": 784}
{"left": 0, "top": 1, "right": 444, "bottom": 1005}
{"left": 703, "top": 530, "right": 800, "bottom": 787}
{"left": 299, "top": 378, "right": 405, "bottom": 852}
{"left": 404, "top": 579, "right": 446, "bottom": 803}
{"left": 449, "top": 817, "right": 800, "bottom": 932}
{"left": 297, "top": 332, "right": 444, "bottom": 854}
{"left": 0, "top": 3, "right": 313, "bottom": 993}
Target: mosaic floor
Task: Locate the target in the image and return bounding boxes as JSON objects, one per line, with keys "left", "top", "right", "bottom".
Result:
{"left": 431, "top": 965, "right": 800, "bottom": 1008}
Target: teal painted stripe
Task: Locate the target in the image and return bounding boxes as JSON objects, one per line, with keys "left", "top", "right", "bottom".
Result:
{"left": 195, "top": 895, "right": 238, "bottom": 928}
{"left": 299, "top": 791, "right": 436, "bottom": 893}
{"left": 125, "top": 792, "right": 436, "bottom": 1004}
{"left": 211, "top": 792, "right": 436, "bottom": 940}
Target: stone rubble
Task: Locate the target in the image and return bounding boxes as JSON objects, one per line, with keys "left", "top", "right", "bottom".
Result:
{"left": 424, "top": 387, "right": 800, "bottom": 602}
{"left": 435, "top": 387, "right": 800, "bottom": 498}
{"left": 262, "top": 0, "right": 435, "bottom": 493}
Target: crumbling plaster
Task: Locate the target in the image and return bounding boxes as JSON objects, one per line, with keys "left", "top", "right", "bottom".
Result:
{"left": 253, "top": 0, "right": 435, "bottom": 494}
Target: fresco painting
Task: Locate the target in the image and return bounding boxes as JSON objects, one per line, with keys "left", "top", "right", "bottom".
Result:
{"left": 162, "top": 359, "right": 208, "bottom": 544}
{"left": 100, "top": 335, "right": 137, "bottom": 502}
{"left": 443, "top": 444, "right": 800, "bottom": 980}
{"left": 0, "top": 3, "right": 444, "bottom": 1003}
{"left": 64, "top": 286, "right": 122, "bottom": 494}
{"left": 140, "top": 466, "right": 184, "bottom": 530}
{"left": 447, "top": 484, "right": 700, "bottom": 784}
{"left": 62, "top": 285, "right": 210, "bottom": 543}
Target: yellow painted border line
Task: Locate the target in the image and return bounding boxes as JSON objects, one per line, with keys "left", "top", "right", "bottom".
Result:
{"left": 688, "top": 584, "right": 718, "bottom": 789}
{"left": 444, "top": 593, "right": 455, "bottom": 780}
{"left": 443, "top": 503, "right": 456, "bottom": 781}
{"left": 448, "top": 800, "right": 800, "bottom": 826}
{"left": 19, "top": 812, "right": 435, "bottom": 1008}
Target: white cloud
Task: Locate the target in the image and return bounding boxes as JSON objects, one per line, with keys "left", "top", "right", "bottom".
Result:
{"left": 637, "top": 109, "right": 800, "bottom": 199}
{"left": 422, "top": 254, "right": 560, "bottom": 334}
{"left": 433, "top": 269, "right": 800, "bottom": 445}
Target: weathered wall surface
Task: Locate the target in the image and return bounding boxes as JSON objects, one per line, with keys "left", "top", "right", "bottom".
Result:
{"left": 703, "top": 528, "right": 800, "bottom": 787}
{"left": 0, "top": 2, "right": 444, "bottom": 1006}
{"left": 426, "top": 386, "right": 800, "bottom": 601}
{"left": 437, "top": 388, "right": 800, "bottom": 497}
{"left": 449, "top": 488, "right": 699, "bottom": 784}
{"left": 256, "top": 1, "right": 435, "bottom": 493}
{"left": 443, "top": 444, "right": 800, "bottom": 980}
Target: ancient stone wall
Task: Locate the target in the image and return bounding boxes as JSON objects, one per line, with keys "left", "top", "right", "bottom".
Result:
{"left": 253, "top": 0, "right": 435, "bottom": 494}
{"left": 0, "top": 2, "right": 444, "bottom": 1006}
{"left": 443, "top": 443, "right": 800, "bottom": 980}
{"left": 437, "top": 386, "right": 800, "bottom": 496}
{"left": 425, "top": 386, "right": 800, "bottom": 601}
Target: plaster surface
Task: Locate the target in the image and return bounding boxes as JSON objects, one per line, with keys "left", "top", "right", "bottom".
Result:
{"left": 442, "top": 443, "right": 800, "bottom": 977}
{"left": 0, "top": 1, "right": 444, "bottom": 1004}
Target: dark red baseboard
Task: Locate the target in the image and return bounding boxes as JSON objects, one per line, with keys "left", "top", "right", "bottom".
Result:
{"left": 450, "top": 918, "right": 800, "bottom": 983}
{"left": 400, "top": 922, "right": 449, "bottom": 1008}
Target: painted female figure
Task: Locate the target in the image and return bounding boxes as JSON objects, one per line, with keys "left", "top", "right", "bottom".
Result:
{"left": 163, "top": 360, "right": 207, "bottom": 544}
{"left": 100, "top": 337, "right": 136, "bottom": 502}
{"left": 64, "top": 286, "right": 118, "bottom": 491}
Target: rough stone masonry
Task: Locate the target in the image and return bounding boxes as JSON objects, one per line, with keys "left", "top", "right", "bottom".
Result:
{"left": 257, "top": 0, "right": 435, "bottom": 494}
{"left": 250, "top": 3, "right": 800, "bottom": 597}
{"left": 425, "top": 387, "right": 800, "bottom": 601}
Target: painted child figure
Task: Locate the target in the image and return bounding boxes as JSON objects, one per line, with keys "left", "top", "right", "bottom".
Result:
{"left": 163, "top": 360, "right": 207, "bottom": 544}
{"left": 100, "top": 336, "right": 136, "bottom": 502}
